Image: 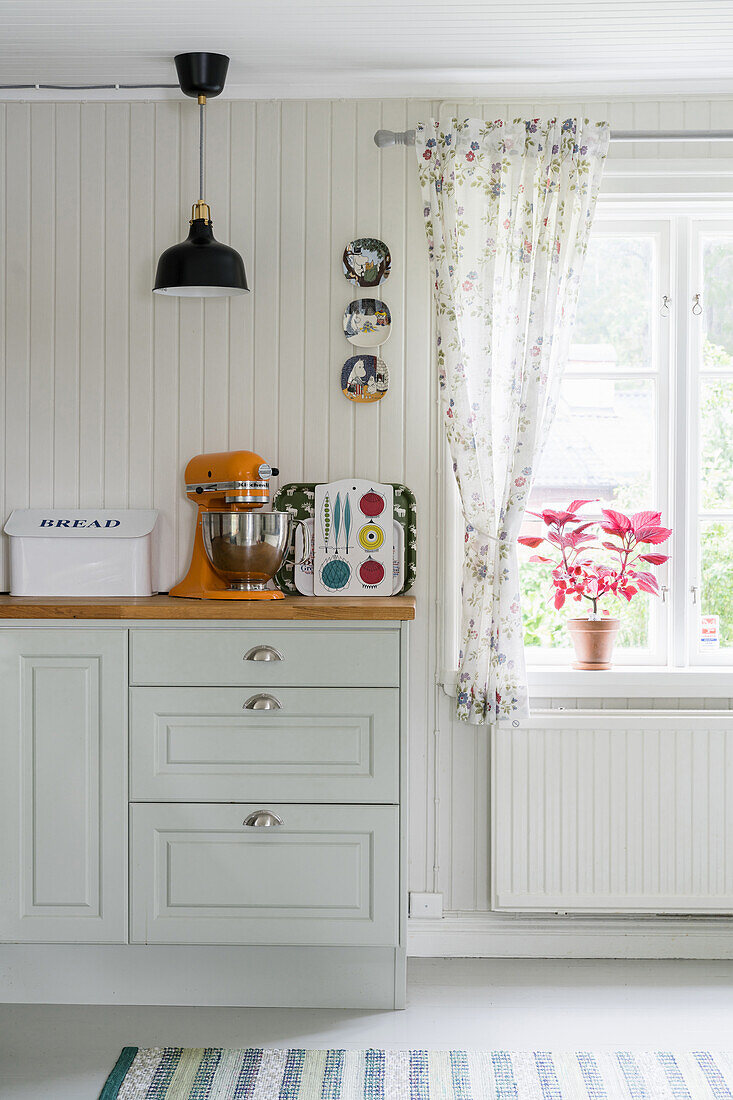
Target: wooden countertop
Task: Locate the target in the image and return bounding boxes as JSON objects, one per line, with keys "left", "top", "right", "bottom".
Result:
{"left": 0, "top": 594, "right": 416, "bottom": 621}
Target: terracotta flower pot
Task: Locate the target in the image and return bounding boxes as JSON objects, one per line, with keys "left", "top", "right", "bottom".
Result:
{"left": 566, "top": 617, "right": 620, "bottom": 670}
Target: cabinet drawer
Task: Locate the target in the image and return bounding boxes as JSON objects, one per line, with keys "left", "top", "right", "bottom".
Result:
{"left": 130, "top": 803, "right": 398, "bottom": 946}
{"left": 130, "top": 687, "right": 399, "bottom": 803}
{"left": 130, "top": 628, "right": 399, "bottom": 687}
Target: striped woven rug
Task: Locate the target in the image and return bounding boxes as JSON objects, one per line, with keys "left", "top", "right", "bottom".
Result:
{"left": 100, "top": 1048, "right": 733, "bottom": 1099}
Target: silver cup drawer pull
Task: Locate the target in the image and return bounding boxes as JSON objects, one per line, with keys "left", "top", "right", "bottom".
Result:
{"left": 243, "top": 645, "right": 283, "bottom": 662}
{"left": 243, "top": 810, "right": 284, "bottom": 828}
{"left": 243, "top": 693, "right": 282, "bottom": 711}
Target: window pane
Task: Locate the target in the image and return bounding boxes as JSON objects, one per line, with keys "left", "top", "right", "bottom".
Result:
{"left": 569, "top": 236, "right": 654, "bottom": 372}
{"left": 700, "top": 521, "right": 733, "bottom": 648}
{"left": 700, "top": 379, "right": 733, "bottom": 510}
{"left": 531, "top": 378, "right": 655, "bottom": 511}
{"left": 703, "top": 239, "right": 733, "bottom": 368}
{"left": 521, "top": 377, "right": 656, "bottom": 651}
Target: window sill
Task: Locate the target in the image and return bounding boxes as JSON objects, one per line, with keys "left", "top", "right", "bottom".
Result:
{"left": 441, "top": 666, "right": 733, "bottom": 699}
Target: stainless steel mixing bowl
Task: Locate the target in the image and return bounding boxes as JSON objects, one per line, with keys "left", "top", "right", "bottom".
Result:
{"left": 202, "top": 511, "right": 309, "bottom": 591}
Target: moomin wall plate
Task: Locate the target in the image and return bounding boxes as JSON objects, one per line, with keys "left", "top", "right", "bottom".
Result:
{"left": 342, "top": 237, "right": 391, "bottom": 288}
{"left": 341, "top": 355, "right": 389, "bottom": 403}
{"left": 343, "top": 299, "right": 391, "bottom": 348}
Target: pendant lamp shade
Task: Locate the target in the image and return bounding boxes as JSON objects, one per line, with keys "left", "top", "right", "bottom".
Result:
{"left": 153, "top": 52, "right": 249, "bottom": 298}
{"left": 154, "top": 218, "right": 248, "bottom": 297}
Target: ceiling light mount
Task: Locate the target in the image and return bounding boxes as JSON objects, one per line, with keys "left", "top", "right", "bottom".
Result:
{"left": 174, "top": 52, "right": 230, "bottom": 101}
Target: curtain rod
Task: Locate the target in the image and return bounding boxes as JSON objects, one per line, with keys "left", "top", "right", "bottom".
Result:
{"left": 374, "top": 128, "right": 733, "bottom": 148}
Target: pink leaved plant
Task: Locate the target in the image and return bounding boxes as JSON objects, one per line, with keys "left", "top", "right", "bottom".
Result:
{"left": 518, "top": 500, "right": 671, "bottom": 617}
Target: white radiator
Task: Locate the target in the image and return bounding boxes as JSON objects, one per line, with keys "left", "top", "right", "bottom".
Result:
{"left": 492, "top": 712, "right": 733, "bottom": 914}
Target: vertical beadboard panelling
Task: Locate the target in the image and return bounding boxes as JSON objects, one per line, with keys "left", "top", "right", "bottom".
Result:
{"left": 177, "top": 102, "right": 205, "bottom": 568}
{"left": 328, "top": 101, "right": 357, "bottom": 480}
{"left": 493, "top": 715, "right": 733, "bottom": 913}
{"left": 4, "top": 95, "right": 733, "bottom": 913}
{"left": 128, "top": 103, "right": 155, "bottom": 507}
{"left": 78, "top": 103, "right": 106, "bottom": 511}
{"left": 228, "top": 101, "right": 256, "bottom": 452}
{"left": 104, "top": 104, "right": 131, "bottom": 509}
{"left": 252, "top": 100, "right": 281, "bottom": 470}
{"left": 301, "top": 100, "right": 332, "bottom": 484}
{"left": 29, "top": 104, "right": 55, "bottom": 509}
{"left": 403, "top": 99, "right": 437, "bottom": 898}
{"left": 0, "top": 105, "right": 5, "bottom": 583}
{"left": 53, "top": 104, "right": 80, "bottom": 505}
{"left": 277, "top": 101, "right": 307, "bottom": 484}
{"left": 4, "top": 104, "right": 31, "bottom": 587}
{"left": 152, "top": 101, "right": 181, "bottom": 587}
{"left": 202, "top": 101, "right": 231, "bottom": 458}
{"left": 352, "top": 100, "right": 382, "bottom": 478}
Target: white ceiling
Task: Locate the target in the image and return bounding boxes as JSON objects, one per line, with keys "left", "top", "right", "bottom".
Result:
{"left": 2, "top": 0, "right": 733, "bottom": 98}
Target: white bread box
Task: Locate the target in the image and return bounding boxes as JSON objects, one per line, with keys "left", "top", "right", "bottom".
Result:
{"left": 4, "top": 509, "right": 159, "bottom": 596}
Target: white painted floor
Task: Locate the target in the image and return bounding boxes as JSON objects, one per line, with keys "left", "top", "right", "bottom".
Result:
{"left": 2, "top": 958, "right": 733, "bottom": 1099}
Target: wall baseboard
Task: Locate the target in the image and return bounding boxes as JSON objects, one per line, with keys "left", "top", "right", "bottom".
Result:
{"left": 408, "top": 913, "right": 733, "bottom": 959}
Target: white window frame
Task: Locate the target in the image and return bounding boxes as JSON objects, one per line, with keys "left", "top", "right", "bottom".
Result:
{"left": 686, "top": 217, "right": 733, "bottom": 665}
{"left": 439, "top": 197, "right": 733, "bottom": 686}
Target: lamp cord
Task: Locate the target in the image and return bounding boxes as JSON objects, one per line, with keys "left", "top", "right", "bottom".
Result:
{"left": 199, "top": 100, "right": 205, "bottom": 201}
{"left": 0, "top": 83, "right": 179, "bottom": 90}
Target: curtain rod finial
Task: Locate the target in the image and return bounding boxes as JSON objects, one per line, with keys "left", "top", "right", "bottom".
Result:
{"left": 374, "top": 129, "right": 416, "bottom": 148}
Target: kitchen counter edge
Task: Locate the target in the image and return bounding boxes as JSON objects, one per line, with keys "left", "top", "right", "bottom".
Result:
{"left": 0, "top": 594, "right": 416, "bottom": 621}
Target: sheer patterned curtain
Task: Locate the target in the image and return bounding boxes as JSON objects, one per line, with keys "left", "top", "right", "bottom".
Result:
{"left": 416, "top": 117, "right": 610, "bottom": 725}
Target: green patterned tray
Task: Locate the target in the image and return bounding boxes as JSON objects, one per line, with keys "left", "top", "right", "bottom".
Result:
{"left": 274, "top": 482, "right": 416, "bottom": 595}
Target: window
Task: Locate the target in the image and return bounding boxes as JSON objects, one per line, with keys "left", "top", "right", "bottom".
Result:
{"left": 519, "top": 216, "right": 669, "bottom": 663}
{"left": 444, "top": 205, "right": 733, "bottom": 670}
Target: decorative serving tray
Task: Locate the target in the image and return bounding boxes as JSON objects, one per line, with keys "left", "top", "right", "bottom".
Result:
{"left": 274, "top": 482, "right": 416, "bottom": 595}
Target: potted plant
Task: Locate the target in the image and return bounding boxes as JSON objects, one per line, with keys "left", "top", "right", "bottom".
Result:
{"left": 518, "top": 501, "right": 671, "bottom": 670}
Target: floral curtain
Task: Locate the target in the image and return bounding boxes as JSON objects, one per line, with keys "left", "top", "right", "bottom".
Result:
{"left": 416, "top": 117, "right": 610, "bottom": 725}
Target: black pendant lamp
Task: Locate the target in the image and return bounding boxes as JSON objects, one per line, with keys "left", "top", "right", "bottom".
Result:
{"left": 153, "top": 52, "right": 248, "bottom": 298}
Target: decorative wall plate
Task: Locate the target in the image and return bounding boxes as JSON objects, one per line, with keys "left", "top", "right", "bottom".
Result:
{"left": 343, "top": 299, "right": 391, "bottom": 348}
{"left": 342, "top": 238, "right": 391, "bottom": 288}
{"left": 341, "top": 355, "right": 389, "bottom": 403}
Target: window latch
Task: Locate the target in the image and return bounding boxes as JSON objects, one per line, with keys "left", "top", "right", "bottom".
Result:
{"left": 660, "top": 295, "right": 671, "bottom": 318}
{"left": 690, "top": 585, "right": 698, "bottom": 605}
{"left": 660, "top": 584, "right": 669, "bottom": 604}
{"left": 692, "top": 294, "right": 702, "bottom": 316}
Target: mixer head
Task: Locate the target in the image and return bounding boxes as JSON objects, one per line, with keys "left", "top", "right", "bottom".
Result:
{"left": 184, "top": 450, "right": 279, "bottom": 509}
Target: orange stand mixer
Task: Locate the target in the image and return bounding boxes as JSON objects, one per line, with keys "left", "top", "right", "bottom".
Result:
{"left": 171, "top": 449, "right": 306, "bottom": 600}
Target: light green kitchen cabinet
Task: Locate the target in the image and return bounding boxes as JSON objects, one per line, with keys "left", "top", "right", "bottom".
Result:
{"left": 129, "top": 686, "right": 399, "bottom": 803}
{"left": 0, "top": 630, "right": 128, "bottom": 943}
{"left": 130, "top": 802, "right": 399, "bottom": 946}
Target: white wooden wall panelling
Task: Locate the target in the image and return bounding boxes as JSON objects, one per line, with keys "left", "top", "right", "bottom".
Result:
{"left": 129, "top": 103, "right": 155, "bottom": 509}
{"left": 29, "top": 104, "right": 54, "bottom": 510}
{"left": 5, "top": 104, "right": 30, "bottom": 531}
{"left": 301, "top": 100, "right": 331, "bottom": 484}
{"left": 178, "top": 101, "right": 205, "bottom": 567}
{"left": 0, "top": 106, "right": 6, "bottom": 544}
{"left": 79, "top": 103, "right": 105, "bottom": 508}
{"left": 253, "top": 100, "right": 281, "bottom": 472}
{"left": 202, "top": 101, "right": 230, "bottom": 457}
{"left": 228, "top": 101, "right": 256, "bottom": 451}
{"left": 3, "top": 96, "right": 733, "bottom": 915}
{"left": 278, "top": 100, "right": 306, "bottom": 484}
{"left": 54, "top": 103, "right": 80, "bottom": 505}
{"left": 152, "top": 101, "right": 181, "bottom": 583}
{"left": 328, "top": 100, "right": 356, "bottom": 479}
{"left": 105, "top": 104, "right": 130, "bottom": 509}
